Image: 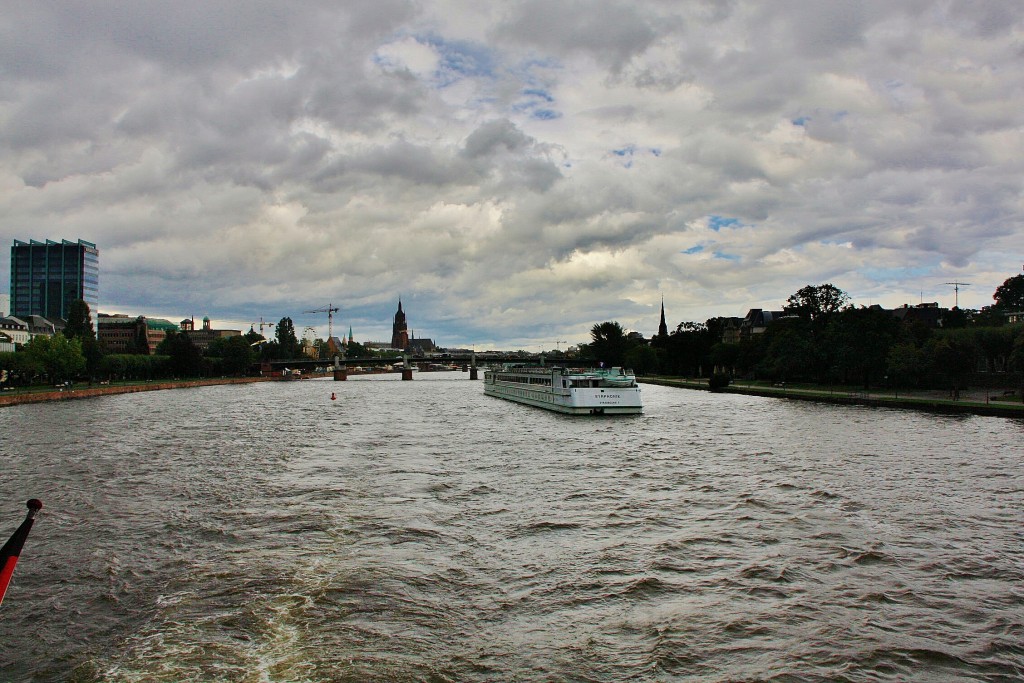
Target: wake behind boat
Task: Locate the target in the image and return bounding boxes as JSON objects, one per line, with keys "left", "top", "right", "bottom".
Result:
{"left": 483, "top": 364, "right": 642, "bottom": 415}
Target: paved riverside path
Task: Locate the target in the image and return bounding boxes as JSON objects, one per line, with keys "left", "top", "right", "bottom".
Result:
{"left": 640, "top": 376, "right": 1024, "bottom": 418}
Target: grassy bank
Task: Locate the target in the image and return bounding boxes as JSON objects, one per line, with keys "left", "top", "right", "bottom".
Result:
{"left": 641, "top": 376, "right": 1024, "bottom": 418}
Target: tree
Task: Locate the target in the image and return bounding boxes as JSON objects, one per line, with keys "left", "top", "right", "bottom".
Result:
{"left": 244, "top": 327, "right": 265, "bottom": 345}
{"left": 887, "top": 341, "right": 929, "bottom": 389}
{"left": 347, "top": 340, "right": 368, "bottom": 358}
{"left": 993, "top": 274, "right": 1024, "bottom": 311}
{"left": 828, "top": 307, "right": 899, "bottom": 388}
{"left": 943, "top": 307, "right": 968, "bottom": 329}
{"left": 157, "top": 331, "right": 203, "bottom": 378}
{"left": 784, "top": 284, "right": 850, "bottom": 322}
{"left": 929, "top": 331, "right": 978, "bottom": 398}
{"left": 23, "top": 334, "right": 86, "bottom": 383}
{"left": 64, "top": 300, "right": 96, "bottom": 341}
{"left": 659, "top": 321, "right": 714, "bottom": 376}
{"left": 99, "top": 354, "right": 128, "bottom": 382}
{"left": 708, "top": 342, "right": 740, "bottom": 375}
{"left": 134, "top": 317, "right": 152, "bottom": 354}
{"left": 63, "top": 300, "right": 102, "bottom": 377}
{"left": 589, "top": 321, "right": 630, "bottom": 367}
{"left": 975, "top": 326, "right": 1018, "bottom": 372}
{"left": 206, "top": 335, "right": 255, "bottom": 376}
{"left": 759, "top": 317, "right": 818, "bottom": 382}
{"left": 624, "top": 344, "right": 659, "bottom": 375}
{"left": 0, "top": 351, "right": 41, "bottom": 386}
{"left": 276, "top": 317, "right": 300, "bottom": 358}
{"left": 973, "top": 306, "right": 1006, "bottom": 328}
{"left": 1008, "top": 330, "right": 1024, "bottom": 402}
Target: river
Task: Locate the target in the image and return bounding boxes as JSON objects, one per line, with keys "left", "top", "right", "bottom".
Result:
{"left": 1, "top": 373, "right": 1022, "bottom": 681}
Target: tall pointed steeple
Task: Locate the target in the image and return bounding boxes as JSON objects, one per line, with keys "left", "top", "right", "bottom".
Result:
{"left": 658, "top": 296, "right": 668, "bottom": 337}
{"left": 391, "top": 297, "right": 409, "bottom": 350}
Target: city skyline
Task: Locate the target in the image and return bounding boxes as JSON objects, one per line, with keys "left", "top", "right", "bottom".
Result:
{"left": 1, "top": 3, "right": 1021, "bottom": 348}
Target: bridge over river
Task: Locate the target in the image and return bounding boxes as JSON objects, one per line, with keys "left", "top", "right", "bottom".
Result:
{"left": 257, "top": 352, "right": 565, "bottom": 380}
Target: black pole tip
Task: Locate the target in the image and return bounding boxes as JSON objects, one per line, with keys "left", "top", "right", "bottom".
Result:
{"left": 27, "top": 499, "right": 43, "bottom": 511}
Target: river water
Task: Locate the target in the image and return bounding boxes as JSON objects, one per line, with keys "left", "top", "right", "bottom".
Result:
{"left": 1, "top": 374, "right": 1022, "bottom": 682}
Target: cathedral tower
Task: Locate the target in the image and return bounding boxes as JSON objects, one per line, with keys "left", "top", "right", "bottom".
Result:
{"left": 391, "top": 299, "right": 409, "bottom": 350}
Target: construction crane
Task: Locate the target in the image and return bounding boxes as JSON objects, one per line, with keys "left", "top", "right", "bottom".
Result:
{"left": 544, "top": 340, "right": 568, "bottom": 352}
{"left": 304, "top": 303, "right": 340, "bottom": 340}
{"left": 944, "top": 281, "right": 970, "bottom": 308}
{"left": 249, "top": 317, "right": 276, "bottom": 337}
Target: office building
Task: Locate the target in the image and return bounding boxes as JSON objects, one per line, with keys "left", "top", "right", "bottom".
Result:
{"left": 10, "top": 239, "right": 99, "bottom": 322}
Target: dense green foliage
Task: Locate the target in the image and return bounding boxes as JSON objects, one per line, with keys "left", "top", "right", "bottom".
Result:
{"left": 588, "top": 321, "right": 629, "bottom": 367}
{"left": 584, "top": 275, "right": 1024, "bottom": 394}
{"left": 22, "top": 334, "right": 86, "bottom": 383}
{"left": 157, "top": 331, "right": 204, "bottom": 378}
{"left": 206, "top": 335, "right": 256, "bottom": 375}
{"left": 993, "top": 274, "right": 1024, "bottom": 311}
{"left": 63, "top": 299, "right": 102, "bottom": 377}
{"left": 63, "top": 300, "right": 95, "bottom": 341}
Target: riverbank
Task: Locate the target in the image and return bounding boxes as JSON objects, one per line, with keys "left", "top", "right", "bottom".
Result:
{"left": 641, "top": 376, "right": 1024, "bottom": 418}
{"left": 0, "top": 375, "right": 308, "bottom": 407}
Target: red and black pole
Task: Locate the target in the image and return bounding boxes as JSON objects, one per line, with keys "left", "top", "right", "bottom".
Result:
{"left": 0, "top": 499, "right": 43, "bottom": 607}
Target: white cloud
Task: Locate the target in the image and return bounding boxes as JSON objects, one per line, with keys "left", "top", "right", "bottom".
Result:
{"left": 1, "top": 1, "right": 1022, "bottom": 347}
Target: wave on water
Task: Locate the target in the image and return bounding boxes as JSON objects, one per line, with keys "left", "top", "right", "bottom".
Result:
{"left": 1, "top": 378, "right": 1023, "bottom": 681}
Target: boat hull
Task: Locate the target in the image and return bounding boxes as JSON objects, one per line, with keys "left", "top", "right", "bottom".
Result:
{"left": 483, "top": 366, "right": 643, "bottom": 415}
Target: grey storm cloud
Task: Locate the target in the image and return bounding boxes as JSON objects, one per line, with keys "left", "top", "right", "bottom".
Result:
{"left": 1, "top": 1, "right": 1022, "bottom": 348}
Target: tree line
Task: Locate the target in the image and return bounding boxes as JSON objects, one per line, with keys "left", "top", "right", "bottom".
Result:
{"left": 581, "top": 275, "right": 1024, "bottom": 393}
{"left": 0, "top": 307, "right": 345, "bottom": 387}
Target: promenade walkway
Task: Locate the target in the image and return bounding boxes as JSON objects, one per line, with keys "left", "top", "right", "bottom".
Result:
{"left": 641, "top": 376, "right": 1024, "bottom": 418}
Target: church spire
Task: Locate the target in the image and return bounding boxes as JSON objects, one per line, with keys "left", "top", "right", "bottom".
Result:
{"left": 658, "top": 296, "right": 668, "bottom": 337}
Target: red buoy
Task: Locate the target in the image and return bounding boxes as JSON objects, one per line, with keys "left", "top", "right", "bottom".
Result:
{"left": 330, "top": 393, "right": 336, "bottom": 400}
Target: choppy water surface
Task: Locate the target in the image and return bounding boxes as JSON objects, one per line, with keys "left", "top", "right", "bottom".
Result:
{"left": 1, "top": 374, "right": 1022, "bottom": 682}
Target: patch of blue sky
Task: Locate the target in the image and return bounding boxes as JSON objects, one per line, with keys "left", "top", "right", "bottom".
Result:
{"left": 707, "top": 215, "right": 742, "bottom": 232}
{"left": 608, "top": 145, "right": 663, "bottom": 168}
{"left": 511, "top": 56, "right": 563, "bottom": 88}
{"left": 421, "top": 34, "right": 498, "bottom": 87}
{"left": 683, "top": 245, "right": 704, "bottom": 255}
{"left": 512, "top": 86, "right": 561, "bottom": 120}
{"left": 532, "top": 109, "right": 561, "bottom": 120}
{"left": 862, "top": 265, "right": 934, "bottom": 281}
{"left": 713, "top": 251, "right": 741, "bottom": 261}
{"left": 792, "top": 116, "right": 810, "bottom": 126}
{"left": 522, "top": 88, "right": 553, "bottom": 102}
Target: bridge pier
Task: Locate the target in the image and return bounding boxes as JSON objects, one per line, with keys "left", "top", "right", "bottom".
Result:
{"left": 469, "top": 352, "right": 478, "bottom": 380}
{"left": 402, "top": 354, "right": 413, "bottom": 381}
{"left": 333, "top": 368, "right": 347, "bottom": 381}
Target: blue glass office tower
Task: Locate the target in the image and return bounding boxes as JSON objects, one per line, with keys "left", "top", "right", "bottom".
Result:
{"left": 10, "top": 239, "right": 99, "bottom": 321}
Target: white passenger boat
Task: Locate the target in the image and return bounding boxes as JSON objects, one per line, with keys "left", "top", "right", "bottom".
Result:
{"left": 483, "top": 364, "right": 643, "bottom": 415}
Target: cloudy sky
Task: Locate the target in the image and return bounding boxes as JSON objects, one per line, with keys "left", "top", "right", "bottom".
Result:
{"left": 2, "top": 1, "right": 1021, "bottom": 349}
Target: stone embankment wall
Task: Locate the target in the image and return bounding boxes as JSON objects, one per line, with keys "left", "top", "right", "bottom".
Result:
{"left": 640, "top": 377, "right": 1024, "bottom": 418}
{"left": 0, "top": 376, "right": 280, "bottom": 407}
